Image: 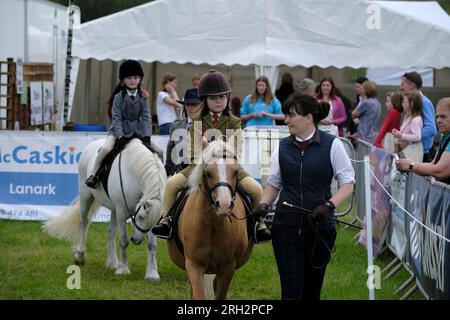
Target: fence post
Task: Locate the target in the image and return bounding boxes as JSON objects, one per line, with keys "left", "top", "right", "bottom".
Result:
{"left": 364, "top": 155, "right": 375, "bottom": 300}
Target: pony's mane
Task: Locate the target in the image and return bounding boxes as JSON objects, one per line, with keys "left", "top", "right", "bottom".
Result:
{"left": 123, "top": 139, "right": 167, "bottom": 200}
{"left": 187, "top": 140, "right": 236, "bottom": 193}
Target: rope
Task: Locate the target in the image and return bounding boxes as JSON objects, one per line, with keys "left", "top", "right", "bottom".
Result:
{"left": 349, "top": 158, "right": 450, "bottom": 243}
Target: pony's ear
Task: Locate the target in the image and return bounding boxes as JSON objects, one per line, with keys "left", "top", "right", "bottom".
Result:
{"left": 228, "top": 135, "right": 237, "bottom": 150}
{"left": 202, "top": 136, "right": 209, "bottom": 149}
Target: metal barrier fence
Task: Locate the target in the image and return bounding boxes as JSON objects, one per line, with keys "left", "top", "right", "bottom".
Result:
{"left": 354, "top": 138, "right": 450, "bottom": 300}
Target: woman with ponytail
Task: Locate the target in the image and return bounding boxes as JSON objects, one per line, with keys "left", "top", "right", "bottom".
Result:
{"left": 251, "top": 93, "right": 355, "bottom": 300}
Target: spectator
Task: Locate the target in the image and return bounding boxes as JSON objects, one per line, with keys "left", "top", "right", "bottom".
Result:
{"left": 275, "top": 72, "right": 294, "bottom": 125}
{"left": 296, "top": 78, "right": 316, "bottom": 97}
{"left": 240, "top": 76, "right": 285, "bottom": 127}
{"left": 392, "top": 92, "right": 423, "bottom": 162}
{"left": 351, "top": 80, "right": 381, "bottom": 144}
{"left": 230, "top": 96, "right": 242, "bottom": 118}
{"left": 375, "top": 92, "right": 403, "bottom": 150}
{"left": 316, "top": 77, "right": 347, "bottom": 137}
{"left": 334, "top": 87, "right": 353, "bottom": 137}
{"left": 400, "top": 71, "right": 437, "bottom": 162}
{"left": 349, "top": 76, "right": 369, "bottom": 137}
{"left": 354, "top": 76, "right": 368, "bottom": 107}
{"left": 156, "top": 73, "right": 182, "bottom": 135}
{"left": 396, "top": 97, "right": 450, "bottom": 183}
{"left": 191, "top": 72, "right": 202, "bottom": 88}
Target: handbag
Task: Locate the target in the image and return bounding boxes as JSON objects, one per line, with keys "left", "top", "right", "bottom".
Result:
{"left": 382, "top": 133, "right": 396, "bottom": 153}
{"left": 398, "top": 142, "right": 423, "bottom": 162}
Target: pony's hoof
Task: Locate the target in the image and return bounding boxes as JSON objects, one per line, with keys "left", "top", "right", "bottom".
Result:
{"left": 105, "top": 260, "right": 118, "bottom": 269}
{"left": 115, "top": 266, "right": 131, "bottom": 275}
{"left": 145, "top": 274, "right": 160, "bottom": 282}
{"left": 74, "top": 252, "right": 85, "bottom": 266}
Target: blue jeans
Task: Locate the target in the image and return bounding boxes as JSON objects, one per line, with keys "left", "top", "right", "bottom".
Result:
{"left": 159, "top": 123, "right": 172, "bottom": 135}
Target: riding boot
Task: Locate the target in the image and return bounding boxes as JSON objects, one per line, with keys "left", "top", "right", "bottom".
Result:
{"left": 254, "top": 217, "right": 271, "bottom": 244}
{"left": 151, "top": 214, "right": 173, "bottom": 239}
{"left": 85, "top": 175, "right": 99, "bottom": 189}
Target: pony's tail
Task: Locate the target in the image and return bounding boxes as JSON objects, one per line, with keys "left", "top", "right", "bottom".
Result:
{"left": 42, "top": 197, "right": 100, "bottom": 243}
{"left": 204, "top": 274, "right": 215, "bottom": 300}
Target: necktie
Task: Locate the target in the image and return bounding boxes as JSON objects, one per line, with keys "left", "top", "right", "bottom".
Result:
{"left": 298, "top": 140, "right": 309, "bottom": 151}
{"left": 212, "top": 113, "right": 219, "bottom": 128}
{"left": 130, "top": 95, "right": 135, "bottom": 101}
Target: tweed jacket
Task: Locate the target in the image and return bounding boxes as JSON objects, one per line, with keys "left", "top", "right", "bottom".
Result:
{"left": 109, "top": 90, "right": 152, "bottom": 138}
{"left": 180, "top": 110, "right": 247, "bottom": 180}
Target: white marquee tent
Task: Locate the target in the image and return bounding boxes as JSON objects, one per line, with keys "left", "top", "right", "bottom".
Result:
{"left": 73, "top": 0, "right": 450, "bottom": 68}
{"left": 69, "top": 0, "right": 450, "bottom": 123}
{"left": 368, "top": 0, "right": 450, "bottom": 86}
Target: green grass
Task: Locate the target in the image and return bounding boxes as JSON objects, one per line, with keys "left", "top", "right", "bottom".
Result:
{"left": 0, "top": 215, "right": 423, "bottom": 300}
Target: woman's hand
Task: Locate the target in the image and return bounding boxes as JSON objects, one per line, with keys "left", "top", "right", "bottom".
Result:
{"left": 320, "top": 119, "right": 333, "bottom": 125}
{"left": 392, "top": 129, "right": 402, "bottom": 139}
{"left": 396, "top": 159, "right": 412, "bottom": 172}
{"left": 164, "top": 83, "right": 174, "bottom": 94}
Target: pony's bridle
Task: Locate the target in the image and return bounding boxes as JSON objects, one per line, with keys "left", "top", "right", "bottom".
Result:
{"left": 118, "top": 151, "right": 157, "bottom": 233}
{"left": 201, "top": 153, "right": 238, "bottom": 215}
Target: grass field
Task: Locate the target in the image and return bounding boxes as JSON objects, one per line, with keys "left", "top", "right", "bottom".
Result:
{"left": 0, "top": 215, "right": 423, "bottom": 300}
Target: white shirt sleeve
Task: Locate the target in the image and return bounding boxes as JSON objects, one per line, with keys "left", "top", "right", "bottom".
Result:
{"left": 267, "top": 145, "right": 282, "bottom": 190}
{"left": 331, "top": 138, "right": 356, "bottom": 185}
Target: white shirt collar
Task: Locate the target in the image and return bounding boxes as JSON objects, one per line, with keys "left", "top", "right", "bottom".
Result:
{"left": 127, "top": 89, "right": 137, "bottom": 97}
{"left": 295, "top": 129, "right": 315, "bottom": 142}
{"left": 209, "top": 111, "right": 222, "bottom": 119}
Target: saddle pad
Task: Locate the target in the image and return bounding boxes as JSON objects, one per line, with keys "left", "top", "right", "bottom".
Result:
{"left": 97, "top": 138, "right": 130, "bottom": 197}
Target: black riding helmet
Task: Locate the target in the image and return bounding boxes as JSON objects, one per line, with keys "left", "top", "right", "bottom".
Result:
{"left": 119, "top": 59, "right": 144, "bottom": 80}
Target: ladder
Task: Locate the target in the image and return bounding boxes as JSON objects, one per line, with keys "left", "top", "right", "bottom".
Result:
{"left": 0, "top": 58, "right": 17, "bottom": 130}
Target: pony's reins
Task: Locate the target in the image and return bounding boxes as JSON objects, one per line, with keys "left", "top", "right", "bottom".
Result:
{"left": 118, "top": 151, "right": 152, "bottom": 233}
{"left": 283, "top": 202, "right": 362, "bottom": 229}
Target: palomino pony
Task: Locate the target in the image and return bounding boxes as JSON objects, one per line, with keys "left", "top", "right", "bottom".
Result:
{"left": 167, "top": 140, "right": 254, "bottom": 299}
{"left": 43, "top": 138, "right": 166, "bottom": 280}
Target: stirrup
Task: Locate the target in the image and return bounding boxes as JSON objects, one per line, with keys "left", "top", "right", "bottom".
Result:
{"left": 254, "top": 222, "right": 272, "bottom": 244}
{"left": 151, "top": 216, "right": 173, "bottom": 239}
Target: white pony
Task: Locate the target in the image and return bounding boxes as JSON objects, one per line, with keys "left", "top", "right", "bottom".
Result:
{"left": 43, "top": 138, "right": 166, "bottom": 281}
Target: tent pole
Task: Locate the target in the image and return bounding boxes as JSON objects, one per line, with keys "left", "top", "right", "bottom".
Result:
{"left": 151, "top": 61, "right": 157, "bottom": 132}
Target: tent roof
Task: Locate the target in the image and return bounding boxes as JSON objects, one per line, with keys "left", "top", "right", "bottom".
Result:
{"left": 72, "top": 0, "right": 450, "bottom": 68}
{"left": 375, "top": 1, "right": 450, "bottom": 31}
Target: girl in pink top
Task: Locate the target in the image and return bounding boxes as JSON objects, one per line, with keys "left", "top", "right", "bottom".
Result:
{"left": 392, "top": 92, "right": 423, "bottom": 150}
{"left": 316, "top": 77, "right": 347, "bottom": 136}
{"left": 375, "top": 91, "right": 403, "bottom": 148}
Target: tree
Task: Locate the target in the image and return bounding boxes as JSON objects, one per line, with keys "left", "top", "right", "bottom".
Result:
{"left": 49, "top": 0, "right": 154, "bottom": 23}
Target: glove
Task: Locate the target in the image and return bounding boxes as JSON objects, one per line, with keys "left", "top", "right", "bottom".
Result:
{"left": 311, "top": 201, "right": 335, "bottom": 222}
{"left": 252, "top": 203, "right": 269, "bottom": 219}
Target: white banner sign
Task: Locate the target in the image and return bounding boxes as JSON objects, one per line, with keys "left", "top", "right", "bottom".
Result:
{"left": 30, "top": 82, "right": 43, "bottom": 125}
{"left": 0, "top": 132, "right": 170, "bottom": 222}
{"left": 42, "top": 82, "right": 54, "bottom": 124}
